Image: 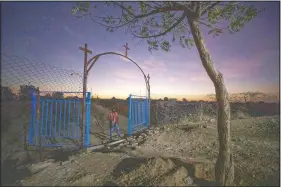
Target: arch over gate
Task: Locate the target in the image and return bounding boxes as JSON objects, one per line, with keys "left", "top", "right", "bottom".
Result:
{"left": 87, "top": 52, "right": 150, "bottom": 93}
{"left": 79, "top": 43, "right": 151, "bottom": 145}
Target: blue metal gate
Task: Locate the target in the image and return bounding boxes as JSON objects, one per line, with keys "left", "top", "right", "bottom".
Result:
{"left": 28, "top": 91, "right": 91, "bottom": 148}
{"left": 128, "top": 94, "right": 149, "bottom": 136}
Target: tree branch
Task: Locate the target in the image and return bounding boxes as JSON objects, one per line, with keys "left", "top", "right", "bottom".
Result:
{"left": 112, "top": 1, "right": 186, "bottom": 19}
{"left": 89, "top": 15, "right": 135, "bottom": 30}
{"left": 130, "top": 13, "right": 186, "bottom": 39}
{"left": 200, "top": 2, "right": 221, "bottom": 16}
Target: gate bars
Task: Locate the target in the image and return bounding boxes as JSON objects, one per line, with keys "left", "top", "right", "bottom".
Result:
{"left": 28, "top": 91, "right": 91, "bottom": 149}
{"left": 128, "top": 94, "right": 149, "bottom": 136}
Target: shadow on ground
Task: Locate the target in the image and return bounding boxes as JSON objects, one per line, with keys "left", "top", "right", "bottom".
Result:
{"left": 1, "top": 157, "right": 32, "bottom": 186}
{"left": 105, "top": 156, "right": 218, "bottom": 186}
{"left": 1, "top": 147, "right": 83, "bottom": 186}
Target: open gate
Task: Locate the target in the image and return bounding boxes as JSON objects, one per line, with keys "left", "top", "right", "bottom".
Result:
{"left": 128, "top": 94, "right": 149, "bottom": 136}
{"left": 27, "top": 91, "right": 91, "bottom": 150}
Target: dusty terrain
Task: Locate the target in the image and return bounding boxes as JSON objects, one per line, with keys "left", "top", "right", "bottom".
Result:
{"left": 1, "top": 102, "right": 280, "bottom": 186}
{"left": 89, "top": 104, "right": 129, "bottom": 145}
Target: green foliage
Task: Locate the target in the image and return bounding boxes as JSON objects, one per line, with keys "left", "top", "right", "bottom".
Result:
{"left": 72, "top": 2, "right": 263, "bottom": 52}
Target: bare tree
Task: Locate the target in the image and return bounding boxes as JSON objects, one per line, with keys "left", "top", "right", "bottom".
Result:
{"left": 234, "top": 92, "right": 264, "bottom": 103}
{"left": 72, "top": 2, "right": 263, "bottom": 185}
{"left": 164, "top": 97, "right": 169, "bottom": 101}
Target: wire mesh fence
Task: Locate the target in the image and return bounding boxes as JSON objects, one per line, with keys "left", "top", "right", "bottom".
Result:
{"left": 1, "top": 54, "right": 83, "bottom": 93}
{"left": 150, "top": 99, "right": 280, "bottom": 126}
{"left": 1, "top": 54, "right": 84, "bottom": 158}
{"left": 150, "top": 100, "right": 217, "bottom": 126}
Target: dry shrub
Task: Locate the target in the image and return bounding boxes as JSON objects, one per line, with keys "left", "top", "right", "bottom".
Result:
{"left": 231, "top": 110, "right": 250, "bottom": 119}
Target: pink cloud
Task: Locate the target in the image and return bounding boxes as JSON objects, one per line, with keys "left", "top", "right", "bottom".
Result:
{"left": 168, "top": 76, "right": 179, "bottom": 82}
{"left": 189, "top": 75, "right": 209, "bottom": 82}
{"left": 112, "top": 69, "right": 139, "bottom": 81}
{"left": 141, "top": 60, "right": 167, "bottom": 75}
{"left": 217, "top": 58, "right": 263, "bottom": 79}
{"left": 176, "top": 56, "right": 264, "bottom": 82}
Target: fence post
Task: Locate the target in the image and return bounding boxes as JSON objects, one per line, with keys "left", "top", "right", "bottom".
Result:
{"left": 28, "top": 91, "right": 37, "bottom": 145}
{"left": 128, "top": 94, "right": 132, "bottom": 136}
{"left": 147, "top": 74, "right": 151, "bottom": 127}
{"left": 146, "top": 96, "right": 149, "bottom": 128}
{"left": 84, "top": 92, "right": 91, "bottom": 147}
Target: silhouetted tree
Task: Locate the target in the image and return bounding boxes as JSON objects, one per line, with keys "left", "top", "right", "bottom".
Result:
{"left": 65, "top": 96, "right": 79, "bottom": 100}
{"left": 232, "top": 92, "right": 264, "bottom": 103}
{"left": 112, "top": 97, "right": 116, "bottom": 101}
{"left": 206, "top": 94, "right": 216, "bottom": 101}
{"left": 164, "top": 97, "right": 169, "bottom": 101}
{"left": 41, "top": 93, "right": 52, "bottom": 100}
{"left": 182, "top": 98, "right": 187, "bottom": 102}
{"left": 51, "top": 92, "right": 64, "bottom": 99}
{"left": 73, "top": 2, "right": 263, "bottom": 185}
{"left": 1, "top": 86, "right": 16, "bottom": 101}
{"left": 18, "top": 85, "right": 39, "bottom": 100}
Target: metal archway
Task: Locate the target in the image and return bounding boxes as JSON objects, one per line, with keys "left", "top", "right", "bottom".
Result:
{"left": 87, "top": 52, "right": 150, "bottom": 93}
{"left": 79, "top": 43, "right": 151, "bottom": 147}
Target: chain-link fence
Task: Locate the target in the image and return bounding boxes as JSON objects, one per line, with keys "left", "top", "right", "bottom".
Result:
{"left": 150, "top": 100, "right": 217, "bottom": 126}
{"left": 150, "top": 100, "right": 279, "bottom": 126}
{"left": 1, "top": 54, "right": 83, "bottom": 161}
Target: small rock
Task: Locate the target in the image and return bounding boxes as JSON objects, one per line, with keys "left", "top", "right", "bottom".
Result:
{"left": 141, "top": 134, "right": 147, "bottom": 138}
{"left": 102, "top": 140, "right": 107, "bottom": 144}
{"left": 132, "top": 142, "right": 138, "bottom": 147}
{"left": 126, "top": 136, "right": 134, "bottom": 141}
{"left": 70, "top": 159, "right": 76, "bottom": 164}
{"left": 210, "top": 119, "right": 215, "bottom": 123}
{"left": 137, "top": 136, "right": 143, "bottom": 142}
{"left": 118, "top": 143, "right": 124, "bottom": 147}
{"left": 185, "top": 176, "right": 194, "bottom": 185}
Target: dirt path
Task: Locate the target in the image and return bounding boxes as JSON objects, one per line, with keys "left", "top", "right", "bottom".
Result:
{"left": 89, "top": 104, "right": 128, "bottom": 145}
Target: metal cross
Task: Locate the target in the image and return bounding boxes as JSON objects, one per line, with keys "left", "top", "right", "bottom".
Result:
{"left": 79, "top": 43, "right": 92, "bottom": 55}
{"left": 123, "top": 42, "right": 130, "bottom": 57}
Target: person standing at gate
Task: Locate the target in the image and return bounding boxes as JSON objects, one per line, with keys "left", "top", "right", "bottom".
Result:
{"left": 108, "top": 107, "right": 121, "bottom": 140}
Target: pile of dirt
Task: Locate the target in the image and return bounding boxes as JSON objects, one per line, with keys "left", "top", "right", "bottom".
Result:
{"left": 109, "top": 157, "right": 203, "bottom": 186}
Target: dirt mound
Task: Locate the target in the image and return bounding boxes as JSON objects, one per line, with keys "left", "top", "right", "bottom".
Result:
{"left": 109, "top": 157, "right": 202, "bottom": 186}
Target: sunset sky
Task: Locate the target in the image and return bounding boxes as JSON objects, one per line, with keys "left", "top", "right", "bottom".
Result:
{"left": 2, "top": 2, "right": 280, "bottom": 100}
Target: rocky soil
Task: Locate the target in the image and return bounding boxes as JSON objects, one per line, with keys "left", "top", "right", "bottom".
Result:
{"left": 1, "top": 115, "right": 280, "bottom": 186}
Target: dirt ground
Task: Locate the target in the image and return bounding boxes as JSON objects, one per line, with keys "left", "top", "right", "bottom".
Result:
{"left": 1, "top": 112, "right": 280, "bottom": 186}
{"left": 89, "top": 104, "right": 129, "bottom": 145}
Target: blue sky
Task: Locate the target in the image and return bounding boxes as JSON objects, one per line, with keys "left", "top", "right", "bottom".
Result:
{"left": 2, "top": 2, "right": 280, "bottom": 99}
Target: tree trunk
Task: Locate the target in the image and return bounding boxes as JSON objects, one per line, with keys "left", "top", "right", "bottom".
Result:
{"left": 244, "top": 95, "right": 247, "bottom": 103}
{"left": 187, "top": 16, "right": 234, "bottom": 186}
